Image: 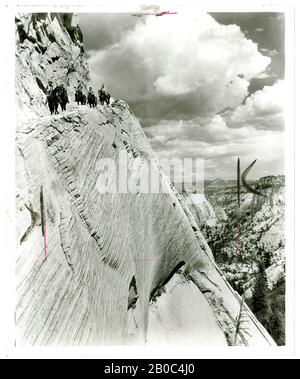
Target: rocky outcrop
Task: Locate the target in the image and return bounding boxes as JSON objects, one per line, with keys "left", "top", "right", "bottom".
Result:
{"left": 15, "top": 13, "right": 88, "bottom": 122}
{"left": 15, "top": 13, "right": 275, "bottom": 346}
{"left": 259, "top": 175, "right": 285, "bottom": 189}
{"left": 182, "top": 193, "right": 218, "bottom": 228}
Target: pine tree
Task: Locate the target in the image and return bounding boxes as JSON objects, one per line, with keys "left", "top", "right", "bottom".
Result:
{"left": 269, "top": 312, "right": 285, "bottom": 345}
{"left": 263, "top": 249, "right": 272, "bottom": 268}
{"left": 252, "top": 263, "right": 270, "bottom": 315}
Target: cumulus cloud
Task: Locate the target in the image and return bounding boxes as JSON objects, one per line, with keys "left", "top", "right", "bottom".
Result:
{"left": 229, "top": 80, "right": 285, "bottom": 129}
{"left": 260, "top": 48, "right": 280, "bottom": 57}
{"left": 144, "top": 80, "right": 285, "bottom": 178}
{"left": 87, "top": 13, "right": 271, "bottom": 119}
{"left": 144, "top": 114, "right": 284, "bottom": 179}
{"left": 145, "top": 115, "right": 251, "bottom": 145}
{"left": 254, "top": 63, "right": 277, "bottom": 80}
{"left": 82, "top": 13, "right": 284, "bottom": 179}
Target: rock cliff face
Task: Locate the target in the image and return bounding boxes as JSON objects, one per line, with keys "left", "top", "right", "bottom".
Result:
{"left": 16, "top": 13, "right": 88, "bottom": 122}
{"left": 182, "top": 193, "right": 218, "bottom": 228}
{"left": 15, "top": 13, "right": 275, "bottom": 346}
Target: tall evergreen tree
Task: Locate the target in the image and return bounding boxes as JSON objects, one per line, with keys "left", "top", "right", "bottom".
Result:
{"left": 269, "top": 312, "right": 285, "bottom": 345}
{"left": 252, "top": 263, "right": 270, "bottom": 315}
{"left": 263, "top": 249, "right": 272, "bottom": 268}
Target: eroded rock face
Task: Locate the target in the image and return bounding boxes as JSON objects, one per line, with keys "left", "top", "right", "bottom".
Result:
{"left": 16, "top": 13, "right": 275, "bottom": 346}
{"left": 182, "top": 193, "right": 218, "bottom": 228}
{"left": 15, "top": 13, "right": 88, "bottom": 122}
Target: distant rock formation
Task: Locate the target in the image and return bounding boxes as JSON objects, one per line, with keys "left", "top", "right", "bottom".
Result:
{"left": 205, "top": 178, "right": 226, "bottom": 190}
{"left": 259, "top": 175, "right": 285, "bottom": 189}
{"left": 204, "top": 176, "right": 285, "bottom": 296}
{"left": 182, "top": 193, "right": 218, "bottom": 228}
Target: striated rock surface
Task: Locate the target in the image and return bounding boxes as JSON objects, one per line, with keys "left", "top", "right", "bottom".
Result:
{"left": 16, "top": 13, "right": 275, "bottom": 346}
{"left": 183, "top": 193, "right": 218, "bottom": 228}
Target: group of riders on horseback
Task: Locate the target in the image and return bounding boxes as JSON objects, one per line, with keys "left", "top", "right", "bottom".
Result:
{"left": 46, "top": 81, "right": 111, "bottom": 115}
{"left": 46, "top": 82, "right": 69, "bottom": 115}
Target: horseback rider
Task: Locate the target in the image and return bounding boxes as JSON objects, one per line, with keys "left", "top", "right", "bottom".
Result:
{"left": 101, "top": 83, "right": 106, "bottom": 93}
{"left": 87, "top": 86, "right": 97, "bottom": 108}
{"left": 98, "top": 83, "right": 106, "bottom": 97}
{"left": 57, "top": 83, "right": 66, "bottom": 97}
{"left": 46, "top": 81, "right": 58, "bottom": 114}
{"left": 76, "top": 83, "right": 82, "bottom": 97}
{"left": 56, "top": 84, "right": 69, "bottom": 111}
{"left": 45, "top": 81, "right": 54, "bottom": 107}
{"left": 46, "top": 81, "right": 53, "bottom": 95}
{"left": 75, "top": 83, "right": 85, "bottom": 105}
{"left": 98, "top": 84, "right": 110, "bottom": 106}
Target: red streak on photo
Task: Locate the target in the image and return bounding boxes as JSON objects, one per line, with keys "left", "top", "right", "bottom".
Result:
{"left": 237, "top": 223, "right": 240, "bottom": 255}
{"left": 132, "top": 11, "right": 177, "bottom": 17}
{"left": 43, "top": 216, "right": 47, "bottom": 261}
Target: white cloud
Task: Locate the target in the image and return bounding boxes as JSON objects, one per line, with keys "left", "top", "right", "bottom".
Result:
{"left": 260, "top": 48, "right": 280, "bottom": 57}
{"left": 268, "top": 49, "right": 280, "bottom": 57}
{"left": 255, "top": 63, "right": 277, "bottom": 79}
{"left": 145, "top": 115, "right": 252, "bottom": 144}
{"left": 229, "top": 80, "right": 285, "bottom": 128}
{"left": 84, "top": 13, "right": 284, "bottom": 179}
{"left": 88, "top": 13, "right": 271, "bottom": 118}
{"left": 144, "top": 112, "right": 284, "bottom": 179}
{"left": 255, "top": 72, "right": 272, "bottom": 79}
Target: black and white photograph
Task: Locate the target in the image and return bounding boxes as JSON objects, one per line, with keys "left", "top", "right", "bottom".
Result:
{"left": 0, "top": 0, "right": 299, "bottom": 361}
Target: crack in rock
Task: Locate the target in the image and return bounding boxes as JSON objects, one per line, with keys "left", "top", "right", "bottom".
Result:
{"left": 20, "top": 202, "right": 39, "bottom": 244}
{"left": 58, "top": 211, "right": 74, "bottom": 272}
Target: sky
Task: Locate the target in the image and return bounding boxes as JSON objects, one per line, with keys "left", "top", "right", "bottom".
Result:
{"left": 79, "top": 12, "right": 285, "bottom": 180}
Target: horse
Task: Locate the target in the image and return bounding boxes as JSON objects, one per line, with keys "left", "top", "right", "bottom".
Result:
{"left": 87, "top": 92, "right": 97, "bottom": 108}
{"left": 55, "top": 85, "right": 69, "bottom": 112}
{"left": 75, "top": 90, "right": 86, "bottom": 105}
{"left": 98, "top": 90, "right": 110, "bottom": 106}
{"left": 47, "top": 90, "right": 59, "bottom": 115}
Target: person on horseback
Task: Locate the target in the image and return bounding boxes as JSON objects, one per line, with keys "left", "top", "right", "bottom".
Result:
{"left": 88, "top": 86, "right": 94, "bottom": 100}
{"left": 56, "top": 84, "right": 69, "bottom": 112}
{"left": 46, "top": 81, "right": 58, "bottom": 115}
{"left": 46, "top": 81, "right": 53, "bottom": 94}
{"left": 98, "top": 84, "right": 106, "bottom": 98}
{"left": 98, "top": 84, "right": 110, "bottom": 106}
{"left": 75, "top": 83, "right": 85, "bottom": 105}
{"left": 47, "top": 83, "right": 59, "bottom": 115}
{"left": 87, "top": 87, "right": 97, "bottom": 108}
